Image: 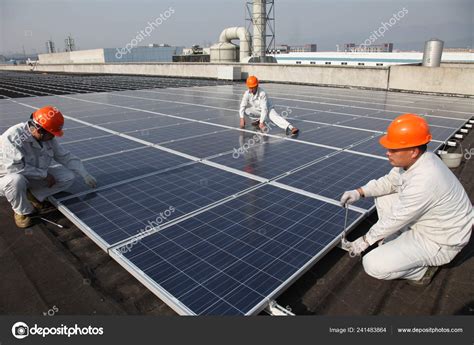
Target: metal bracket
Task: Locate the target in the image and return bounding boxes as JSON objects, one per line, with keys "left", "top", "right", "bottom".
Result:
{"left": 460, "top": 129, "right": 468, "bottom": 134}
{"left": 265, "top": 300, "right": 295, "bottom": 316}
{"left": 465, "top": 124, "right": 473, "bottom": 128}
{"left": 454, "top": 134, "right": 463, "bottom": 139}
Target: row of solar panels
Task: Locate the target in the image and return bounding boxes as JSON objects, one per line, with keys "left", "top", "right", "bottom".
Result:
{"left": 0, "top": 83, "right": 471, "bottom": 315}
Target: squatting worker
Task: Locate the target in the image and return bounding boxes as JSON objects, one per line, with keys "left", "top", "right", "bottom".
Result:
{"left": 0, "top": 106, "right": 97, "bottom": 228}
{"left": 239, "top": 76, "right": 299, "bottom": 135}
{"left": 340, "top": 113, "right": 473, "bottom": 286}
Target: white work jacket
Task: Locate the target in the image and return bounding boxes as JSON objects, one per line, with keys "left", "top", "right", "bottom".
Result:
{"left": 0, "top": 122, "right": 88, "bottom": 179}
{"left": 239, "top": 87, "right": 273, "bottom": 122}
{"left": 362, "top": 152, "right": 473, "bottom": 249}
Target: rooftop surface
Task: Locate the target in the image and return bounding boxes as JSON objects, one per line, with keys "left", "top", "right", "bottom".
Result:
{"left": 0, "top": 71, "right": 472, "bottom": 316}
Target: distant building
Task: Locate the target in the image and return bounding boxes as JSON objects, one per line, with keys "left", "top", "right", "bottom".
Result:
{"left": 344, "top": 43, "right": 393, "bottom": 52}
{"left": 106, "top": 46, "right": 184, "bottom": 63}
{"left": 175, "top": 45, "right": 210, "bottom": 62}
{"left": 290, "top": 44, "right": 317, "bottom": 53}
{"left": 0, "top": 55, "right": 6, "bottom": 64}
{"left": 39, "top": 46, "right": 184, "bottom": 64}
{"left": 268, "top": 45, "right": 290, "bottom": 54}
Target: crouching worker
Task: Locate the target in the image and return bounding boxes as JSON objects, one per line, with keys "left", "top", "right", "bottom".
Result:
{"left": 341, "top": 114, "right": 473, "bottom": 286}
{"left": 0, "top": 106, "right": 97, "bottom": 228}
{"left": 239, "top": 76, "right": 299, "bottom": 135}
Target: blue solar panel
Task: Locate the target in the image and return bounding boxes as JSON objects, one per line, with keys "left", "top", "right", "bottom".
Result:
{"left": 79, "top": 111, "right": 159, "bottom": 124}
{"left": 126, "top": 122, "right": 227, "bottom": 144}
{"left": 340, "top": 117, "right": 390, "bottom": 132}
{"left": 60, "top": 163, "right": 259, "bottom": 247}
{"left": 61, "top": 135, "right": 145, "bottom": 160}
{"left": 114, "top": 185, "right": 363, "bottom": 315}
{"left": 296, "top": 126, "right": 376, "bottom": 148}
{"left": 276, "top": 151, "right": 392, "bottom": 210}
{"left": 163, "top": 129, "right": 263, "bottom": 158}
{"left": 55, "top": 147, "right": 193, "bottom": 198}
{"left": 211, "top": 139, "right": 336, "bottom": 179}
{"left": 60, "top": 126, "right": 110, "bottom": 143}
{"left": 101, "top": 116, "right": 186, "bottom": 132}
{"left": 296, "top": 111, "right": 359, "bottom": 124}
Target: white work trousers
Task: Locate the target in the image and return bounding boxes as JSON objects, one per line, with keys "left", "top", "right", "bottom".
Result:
{"left": 362, "top": 193, "right": 460, "bottom": 281}
{"left": 244, "top": 108, "right": 291, "bottom": 130}
{"left": 0, "top": 166, "right": 75, "bottom": 215}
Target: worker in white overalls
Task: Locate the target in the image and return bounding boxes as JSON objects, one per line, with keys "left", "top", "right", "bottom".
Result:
{"left": 239, "top": 76, "right": 299, "bottom": 135}
{"left": 0, "top": 106, "right": 97, "bottom": 228}
{"left": 341, "top": 113, "right": 473, "bottom": 286}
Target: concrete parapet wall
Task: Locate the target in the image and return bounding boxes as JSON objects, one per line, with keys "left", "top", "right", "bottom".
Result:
{"left": 388, "top": 65, "right": 474, "bottom": 96}
{"left": 0, "top": 62, "right": 472, "bottom": 96}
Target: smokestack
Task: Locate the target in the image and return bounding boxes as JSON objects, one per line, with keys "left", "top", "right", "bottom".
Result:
{"left": 252, "top": 0, "right": 266, "bottom": 58}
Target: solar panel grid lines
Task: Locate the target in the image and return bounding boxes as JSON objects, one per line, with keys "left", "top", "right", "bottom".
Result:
{"left": 110, "top": 185, "right": 365, "bottom": 315}
{"left": 2, "top": 77, "right": 470, "bottom": 316}
{"left": 58, "top": 163, "right": 262, "bottom": 248}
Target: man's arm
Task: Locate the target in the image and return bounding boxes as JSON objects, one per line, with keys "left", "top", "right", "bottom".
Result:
{"left": 239, "top": 91, "right": 249, "bottom": 119}
{"left": 364, "top": 177, "right": 433, "bottom": 245}
{"left": 51, "top": 140, "right": 88, "bottom": 178}
{"left": 259, "top": 92, "right": 269, "bottom": 123}
{"left": 361, "top": 167, "right": 400, "bottom": 198}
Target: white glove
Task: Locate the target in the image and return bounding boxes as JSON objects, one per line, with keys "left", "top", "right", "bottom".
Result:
{"left": 346, "top": 236, "right": 370, "bottom": 257}
{"left": 340, "top": 189, "right": 361, "bottom": 206}
{"left": 83, "top": 174, "right": 97, "bottom": 189}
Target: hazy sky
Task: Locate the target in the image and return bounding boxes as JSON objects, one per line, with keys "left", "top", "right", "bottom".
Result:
{"left": 0, "top": 0, "right": 472, "bottom": 55}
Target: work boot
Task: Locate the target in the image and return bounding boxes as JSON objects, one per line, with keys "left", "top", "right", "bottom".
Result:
{"left": 287, "top": 127, "right": 299, "bottom": 136}
{"left": 26, "top": 190, "right": 55, "bottom": 214}
{"left": 14, "top": 212, "right": 34, "bottom": 228}
{"left": 407, "top": 266, "right": 440, "bottom": 287}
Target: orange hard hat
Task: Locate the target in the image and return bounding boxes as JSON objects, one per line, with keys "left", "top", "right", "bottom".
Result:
{"left": 379, "top": 113, "right": 432, "bottom": 149}
{"left": 32, "top": 106, "right": 64, "bottom": 137}
{"left": 246, "top": 75, "right": 259, "bottom": 88}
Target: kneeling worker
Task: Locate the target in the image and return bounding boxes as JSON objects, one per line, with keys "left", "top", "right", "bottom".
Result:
{"left": 239, "top": 76, "right": 299, "bottom": 135}
{"left": 341, "top": 113, "right": 473, "bottom": 285}
{"left": 0, "top": 106, "right": 97, "bottom": 228}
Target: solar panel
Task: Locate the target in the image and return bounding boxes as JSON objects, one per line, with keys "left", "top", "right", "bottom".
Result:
{"left": 61, "top": 135, "right": 145, "bottom": 160}
{"left": 162, "top": 129, "right": 265, "bottom": 159}
{"left": 211, "top": 139, "right": 336, "bottom": 179}
{"left": 99, "top": 116, "right": 186, "bottom": 132}
{"left": 296, "top": 111, "right": 360, "bottom": 124}
{"left": 55, "top": 147, "right": 193, "bottom": 198}
{"left": 276, "top": 151, "right": 391, "bottom": 210}
{"left": 60, "top": 126, "right": 111, "bottom": 143}
{"left": 2, "top": 76, "right": 470, "bottom": 316}
{"left": 296, "top": 126, "right": 377, "bottom": 148}
{"left": 126, "top": 122, "right": 228, "bottom": 144}
{"left": 59, "top": 163, "right": 260, "bottom": 248}
{"left": 111, "top": 185, "right": 364, "bottom": 315}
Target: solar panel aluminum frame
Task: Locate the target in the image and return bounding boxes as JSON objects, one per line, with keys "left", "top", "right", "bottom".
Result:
{"left": 108, "top": 207, "right": 367, "bottom": 315}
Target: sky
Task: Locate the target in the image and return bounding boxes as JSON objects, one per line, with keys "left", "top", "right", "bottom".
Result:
{"left": 0, "top": 0, "right": 472, "bottom": 55}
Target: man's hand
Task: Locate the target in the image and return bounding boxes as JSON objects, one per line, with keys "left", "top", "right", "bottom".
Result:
{"left": 345, "top": 236, "right": 370, "bottom": 257}
{"left": 46, "top": 173, "right": 56, "bottom": 188}
{"left": 340, "top": 189, "right": 361, "bottom": 206}
{"left": 259, "top": 122, "right": 266, "bottom": 131}
{"left": 239, "top": 118, "right": 245, "bottom": 129}
{"left": 83, "top": 174, "right": 97, "bottom": 189}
